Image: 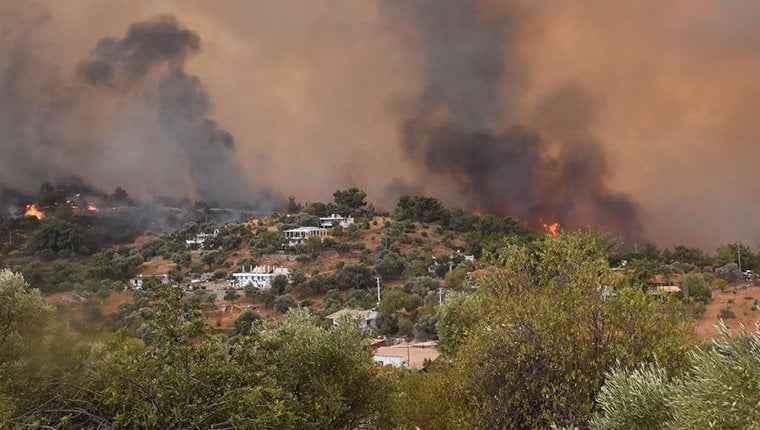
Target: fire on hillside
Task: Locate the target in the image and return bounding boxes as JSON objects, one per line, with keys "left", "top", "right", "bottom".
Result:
{"left": 24, "top": 204, "right": 45, "bottom": 220}
{"left": 541, "top": 220, "right": 560, "bottom": 237}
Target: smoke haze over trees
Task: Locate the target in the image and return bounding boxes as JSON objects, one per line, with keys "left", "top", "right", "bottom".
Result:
{"left": 1, "top": 1, "right": 759, "bottom": 248}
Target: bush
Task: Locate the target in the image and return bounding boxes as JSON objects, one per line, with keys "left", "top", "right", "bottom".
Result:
{"left": 716, "top": 263, "right": 740, "bottom": 282}
{"left": 394, "top": 195, "right": 445, "bottom": 223}
{"left": 718, "top": 307, "right": 736, "bottom": 319}
{"left": 375, "top": 251, "right": 405, "bottom": 280}
{"left": 591, "top": 323, "right": 760, "bottom": 429}
{"left": 273, "top": 294, "right": 295, "bottom": 313}
{"left": 271, "top": 274, "right": 289, "bottom": 295}
{"left": 680, "top": 272, "right": 710, "bottom": 304}
{"left": 233, "top": 308, "right": 261, "bottom": 334}
{"left": 398, "top": 317, "right": 415, "bottom": 337}
{"left": 224, "top": 288, "right": 240, "bottom": 302}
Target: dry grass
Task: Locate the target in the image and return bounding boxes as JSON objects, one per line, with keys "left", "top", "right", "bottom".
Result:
{"left": 695, "top": 283, "right": 760, "bottom": 341}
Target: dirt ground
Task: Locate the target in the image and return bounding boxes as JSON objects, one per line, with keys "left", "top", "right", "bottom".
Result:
{"left": 45, "top": 289, "right": 134, "bottom": 318}
{"left": 695, "top": 283, "right": 760, "bottom": 341}
{"left": 139, "top": 258, "right": 176, "bottom": 276}
{"left": 374, "top": 343, "right": 440, "bottom": 369}
{"left": 205, "top": 297, "right": 282, "bottom": 330}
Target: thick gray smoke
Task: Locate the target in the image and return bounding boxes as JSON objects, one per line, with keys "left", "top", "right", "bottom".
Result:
{"left": 77, "top": 16, "right": 200, "bottom": 87}
{"left": 397, "top": 1, "right": 643, "bottom": 242}
{"left": 0, "top": 12, "right": 261, "bottom": 207}
{"left": 76, "top": 16, "right": 252, "bottom": 203}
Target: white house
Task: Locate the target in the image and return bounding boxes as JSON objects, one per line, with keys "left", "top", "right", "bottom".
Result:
{"left": 319, "top": 214, "right": 355, "bottom": 228}
{"left": 129, "top": 274, "right": 170, "bottom": 288}
{"left": 232, "top": 266, "right": 289, "bottom": 288}
{"left": 326, "top": 309, "right": 379, "bottom": 330}
{"left": 283, "top": 226, "right": 327, "bottom": 247}
{"left": 373, "top": 355, "right": 407, "bottom": 368}
{"left": 185, "top": 229, "right": 219, "bottom": 249}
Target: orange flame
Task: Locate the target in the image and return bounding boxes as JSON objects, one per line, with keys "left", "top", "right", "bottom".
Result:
{"left": 87, "top": 202, "right": 99, "bottom": 212}
{"left": 24, "top": 204, "right": 45, "bottom": 220}
{"left": 540, "top": 219, "right": 560, "bottom": 237}
{"left": 473, "top": 202, "right": 483, "bottom": 216}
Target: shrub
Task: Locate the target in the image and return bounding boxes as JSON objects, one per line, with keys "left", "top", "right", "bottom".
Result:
{"left": 273, "top": 294, "right": 295, "bottom": 313}
{"left": 591, "top": 323, "right": 760, "bottom": 429}
{"left": 718, "top": 307, "right": 736, "bottom": 319}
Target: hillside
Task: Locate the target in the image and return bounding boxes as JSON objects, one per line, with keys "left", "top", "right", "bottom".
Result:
{"left": 695, "top": 283, "right": 760, "bottom": 340}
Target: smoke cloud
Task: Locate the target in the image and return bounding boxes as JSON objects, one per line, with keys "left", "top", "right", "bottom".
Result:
{"left": 0, "top": 11, "right": 258, "bottom": 206}
{"left": 1, "top": 1, "right": 759, "bottom": 249}
{"left": 398, "top": 2, "right": 642, "bottom": 242}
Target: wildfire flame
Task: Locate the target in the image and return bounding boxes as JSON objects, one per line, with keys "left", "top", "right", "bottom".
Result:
{"left": 473, "top": 202, "right": 483, "bottom": 216}
{"left": 24, "top": 204, "right": 45, "bottom": 220}
{"left": 87, "top": 202, "right": 99, "bottom": 212}
{"left": 541, "top": 220, "right": 560, "bottom": 237}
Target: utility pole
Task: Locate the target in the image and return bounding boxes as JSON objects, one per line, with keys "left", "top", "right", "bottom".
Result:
{"left": 738, "top": 243, "right": 742, "bottom": 274}
{"left": 438, "top": 286, "right": 444, "bottom": 306}
{"left": 375, "top": 276, "right": 382, "bottom": 305}
{"left": 407, "top": 343, "right": 411, "bottom": 368}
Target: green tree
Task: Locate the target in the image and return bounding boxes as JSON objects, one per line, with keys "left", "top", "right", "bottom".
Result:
{"left": 0, "top": 270, "right": 82, "bottom": 425}
{"left": 110, "top": 186, "right": 131, "bottom": 204}
{"left": 38, "top": 181, "right": 65, "bottom": 209}
{"left": 403, "top": 259, "right": 430, "bottom": 278}
{"left": 591, "top": 323, "right": 760, "bottom": 430}
{"left": 271, "top": 274, "right": 289, "bottom": 295}
{"left": 715, "top": 242, "right": 757, "bottom": 271}
{"left": 378, "top": 288, "right": 421, "bottom": 318}
{"left": 679, "top": 272, "right": 710, "bottom": 303}
{"left": 224, "top": 287, "right": 240, "bottom": 302}
{"left": 435, "top": 291, "right": 483, "bottom": 355}
{"left": 30, "top": 219, "right": 81, "bottom": 254}
{"left": 394, "top": 195, "right": 445, "bottom": 223}
{"left": 443, "top": 207, "right": 477, "bottom": 232}
{"left": 291, "top": 212, "right": 320, "bottom": 227}
{"left": 375, "top": 251, "right": 405, "bottom": 280}
{"left": 273, "top": 294, "right": 295, "bottom": 313}
{"left": 253, "top": 288, "right": 277, "bottom": 308}
{"left": 200, "top": 250, "right": 224, "bottom": 270}
{"left": 333, "top": 187, "right": 367, "bottom": 212}
{"left": 664, "top": 245, "right": 711, "bottom": 267}
{"left": 403, "top": 276, "right": 439, "bottom": 298}
{"left": 260, "top": 308, "right": 398, "bottom": 429}
{"left": 286, "top": 195, "right": 302, "bottom": 214}
{"left": 62, "top": 287, "right": 288, "bottom": 428}
{"left": 233, "top": 308, "right": 261, "bottom": 335}
{"left": 424, "top": 232, "right": 693, "bottom": 429}
{"left": 716, "top": 262, "right": 741, "bottom": 282}
{"left": 337, "top": 264, "right": 374, "bottom": 290}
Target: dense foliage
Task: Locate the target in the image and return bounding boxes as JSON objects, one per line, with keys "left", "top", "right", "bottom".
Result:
{"left": 401, "top": 232, "right": 694, "bottom": 429}
{"left": 2, "top": 185, "right": 758, "bottom": 429}
{"left": 0, "top": 278, "right": 397, "bottom": 428}
{"left": 591, "top": 323, "right": 760, "bottom": 429}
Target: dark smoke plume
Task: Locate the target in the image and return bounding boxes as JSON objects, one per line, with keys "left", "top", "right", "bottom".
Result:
{"left": 77, "top": 15, "right": 200, "bottom": 88}
{"left": 76, "top": 15, "right": 251, "bottom": 204}
{"left": 398, "top": 1, "right": 643, "bottom": 243}
{"left": 0, "top": 11, "right": 263, "bottom": 208}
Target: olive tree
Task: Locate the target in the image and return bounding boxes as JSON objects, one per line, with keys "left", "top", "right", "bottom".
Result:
{"left": 591, "top": 322, "right": 760, "bottom": 429}
{"left": 416, "top": 232, "right": 693, "bottom": 429}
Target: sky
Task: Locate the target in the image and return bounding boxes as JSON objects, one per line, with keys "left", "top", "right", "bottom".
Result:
{"left": 1, "top": 0, "right": 758, "bottom": 250}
